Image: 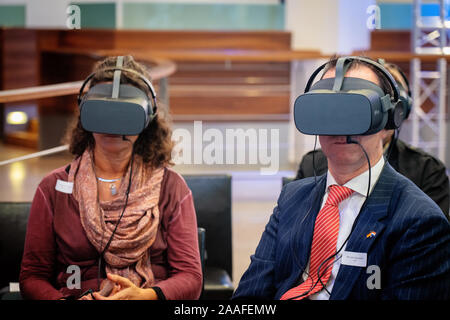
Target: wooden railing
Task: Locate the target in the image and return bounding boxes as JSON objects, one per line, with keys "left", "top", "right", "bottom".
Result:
{"left": 0, "top": 53, "right": 176, "bottom": 149}
{"left": 0, "top": 81, "right": 82, "bottom": 104}
{"left": 3, "top": 48, "right": 447, "bottom": 106}
{"left": 0, "top": 57, "right": 176, "bottom": 104}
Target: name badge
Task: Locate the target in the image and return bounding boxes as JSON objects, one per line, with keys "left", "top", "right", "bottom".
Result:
{"left": 341, "top": 251, "right": 367, "bottom": 267}
{"left": 55, "top": 179, "right": 73, "bottom": 194}
{"left": 9, "top": 282, "right": 20, "bottom": 292}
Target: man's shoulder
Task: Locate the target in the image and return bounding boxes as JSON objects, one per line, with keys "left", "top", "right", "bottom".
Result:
{"left": 382, "top": 163, "right": 428, "bottom": 201}
{"left": 382, "top": 164, "right": 447, "bottom": 221}
{"left": 279, "top": 175, "right": 325, "bottom": 206}
{"left": 283, "top": 175, "right": 319, "bottom": 191}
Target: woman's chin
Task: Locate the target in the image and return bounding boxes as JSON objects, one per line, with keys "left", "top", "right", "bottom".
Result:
{"left": 96, "top": 140, "right": 131, "bottom": 153}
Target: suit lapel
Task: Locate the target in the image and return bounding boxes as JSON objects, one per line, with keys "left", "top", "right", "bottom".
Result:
{"left": 293, "top": 175, "right": 327, "bottom": 274}
{"left": 330, "top": 164, "right": 396, "bottom": 300}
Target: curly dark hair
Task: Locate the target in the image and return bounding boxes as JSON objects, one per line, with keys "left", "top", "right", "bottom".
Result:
{"left": 65, "top": 55, "right": 174, "bottom": 168}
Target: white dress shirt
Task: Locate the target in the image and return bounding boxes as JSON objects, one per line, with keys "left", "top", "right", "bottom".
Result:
{"left": 302, "top": 155, "right": 385, "bottom": 300}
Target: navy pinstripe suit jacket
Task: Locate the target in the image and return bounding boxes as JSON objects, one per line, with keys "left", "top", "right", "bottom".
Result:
{"left": 233, "top": 163, "right": 450, "bottom": 300}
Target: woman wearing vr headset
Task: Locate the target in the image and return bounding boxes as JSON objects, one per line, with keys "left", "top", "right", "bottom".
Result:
{"left": 19, "top": 56, "right": 202, "bottom": 300}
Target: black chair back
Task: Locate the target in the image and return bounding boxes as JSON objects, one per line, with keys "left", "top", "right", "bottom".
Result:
{"left": 183, "top": 175, "right": 232, "bottom": 279}
{"left": 0, "top": 202, "right": 31, "bottom": 289}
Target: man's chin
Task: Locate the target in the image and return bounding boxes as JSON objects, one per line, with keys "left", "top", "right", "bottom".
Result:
{"left": 326, "top": 154, "right": 363, "bottom": 167}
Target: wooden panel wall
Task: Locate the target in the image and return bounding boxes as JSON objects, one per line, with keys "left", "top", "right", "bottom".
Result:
{"left": 0, "top": 28, "right": 294, "bottom": 148}
{"left": 368, "top": 29, "right": 447, "bottom": 78}
{"left": 0, "top": 29, "right": 39, "bottom": 90}
{"left": 368, "top": 30, "right": 448, "bottom": 115}
{"left": 58, "top": 29, "right": 291, "bottom": 51}
{"left": 0, "top": 28, "right": 40, "bottom": 145}
{"left": 48, "top": 29, "right": 293, "bottom": 119}
{"left": 370, "top": 30, "right": 411, "bottom": 52}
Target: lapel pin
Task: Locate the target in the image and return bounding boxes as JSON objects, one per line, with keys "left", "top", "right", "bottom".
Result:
{"left": 366, "top": 231, "right": 376, "bottom": 239}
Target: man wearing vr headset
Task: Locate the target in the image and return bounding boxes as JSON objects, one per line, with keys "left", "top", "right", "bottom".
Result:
{"left": 20, "top": 56, "right": 202, "bottom": 300}
{"left": 295, "top": 61, "right": 449, "bottom": 218}
{"left": 233, "top": 56, "right": 450, "bottom": 300}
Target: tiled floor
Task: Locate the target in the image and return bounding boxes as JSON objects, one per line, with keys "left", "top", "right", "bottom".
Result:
{"left": 0, "top": 142, "right": 296, "bottom": 289}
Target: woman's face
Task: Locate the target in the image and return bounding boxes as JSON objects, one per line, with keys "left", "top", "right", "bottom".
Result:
{"left": 92, "top": 133, "right": 138, "bottom": 154}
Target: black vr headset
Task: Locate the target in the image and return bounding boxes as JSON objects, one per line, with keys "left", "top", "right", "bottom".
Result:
{"left": 77, "top": 56, "right": 157, "bottom": 136}
{"left": 294, "top": 56, "right": 405, "bottom": 136}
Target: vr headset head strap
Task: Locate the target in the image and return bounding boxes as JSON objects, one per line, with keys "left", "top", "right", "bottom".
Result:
{"left": 305, "top": 56, "right": 401, "bottom": 103}
{"left": 111, "top": 56, "right": 124, "bottom": 99}
{"left": 77, "top": 57, "right": 158, "bottom": 114}
{"left": 304, "top": 58, "right": 357, "bottom": 93}
{"left": 342, "top": 56, "right": 400, "bottom": 101}
{"left": 332, "top": 58, "right": 352, "bottom": 92}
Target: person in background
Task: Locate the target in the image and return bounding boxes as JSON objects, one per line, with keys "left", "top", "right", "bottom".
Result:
{"left": 19, "top": 56, "right": 202, "bottom": 300}
{"left": 295, "top": 61, "right": 449, "bottom": 218}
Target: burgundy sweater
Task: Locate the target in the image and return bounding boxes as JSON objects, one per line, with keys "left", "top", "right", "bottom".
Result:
{"left": 19, "top": 166, "right": 202, "bottom": 300}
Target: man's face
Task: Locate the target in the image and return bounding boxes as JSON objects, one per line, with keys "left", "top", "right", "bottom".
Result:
{"left": 318, "top": 65, "right": 384, "bottom": 172}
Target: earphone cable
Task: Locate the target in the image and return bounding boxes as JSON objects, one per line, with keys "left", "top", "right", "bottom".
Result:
{"left": 96, "top": 146, "right": 134, "bottom": 290}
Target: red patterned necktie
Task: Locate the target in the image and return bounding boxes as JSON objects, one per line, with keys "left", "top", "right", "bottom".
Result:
{"left": 281, "top": 185, "right": 354, "bottom": 300}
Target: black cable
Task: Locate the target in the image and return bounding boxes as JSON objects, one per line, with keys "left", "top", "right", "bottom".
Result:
{"left": 346, "top": 136, "right": 371, "bottom": 200}
{"left": 385, "top": 128, "right": 399, "bottom": 164}
{"left": 312, "top": 135, "right": 318, "bottom": 185}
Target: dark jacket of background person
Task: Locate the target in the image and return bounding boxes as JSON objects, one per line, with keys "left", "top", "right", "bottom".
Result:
{"left": 295, "top": 139, "right": 450, "bottom": 218}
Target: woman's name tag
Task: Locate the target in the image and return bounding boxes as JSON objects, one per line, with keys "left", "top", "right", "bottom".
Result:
{"left": 55, "top": 179, "right": 73, "bottom": 194}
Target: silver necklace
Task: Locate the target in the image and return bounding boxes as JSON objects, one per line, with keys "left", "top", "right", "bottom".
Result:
{"left": 97, "top": 176, "right": 121, "bottom": 196}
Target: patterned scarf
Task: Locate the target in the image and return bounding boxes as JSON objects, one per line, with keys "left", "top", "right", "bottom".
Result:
{"left": 68, "top": 149, "right": 165, "bottom": 288}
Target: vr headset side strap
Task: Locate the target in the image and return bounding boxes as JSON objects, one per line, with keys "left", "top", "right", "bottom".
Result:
{"left": 112, "top": 56, "right": 124, "bottom": 99}
{"left": 380, "top": 94, "right": 393, "bottom": 113}
{"left": 346, "top": 56, "right": 400, "bottom": 102}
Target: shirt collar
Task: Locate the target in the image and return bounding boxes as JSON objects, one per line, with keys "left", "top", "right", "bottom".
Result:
{"left": 326, "top": 156, "right": 385, "bottom": 198}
